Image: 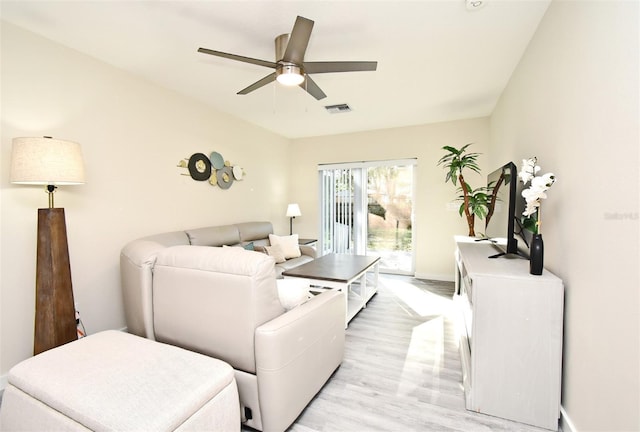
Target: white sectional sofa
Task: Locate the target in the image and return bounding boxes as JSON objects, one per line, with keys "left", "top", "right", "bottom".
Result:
{"left": 120, "top": 221, "right": 315, "bottom": 339}
{"left": 120, "top": 222, "right": 344, "bottom": 432}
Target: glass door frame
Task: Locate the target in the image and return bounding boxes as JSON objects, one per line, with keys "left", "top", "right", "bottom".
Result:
{"left": 318, "top": 158, "right": 417, "bottom": 275}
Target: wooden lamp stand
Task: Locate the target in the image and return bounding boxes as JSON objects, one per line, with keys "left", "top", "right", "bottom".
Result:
{"left": 34, "top": 207, "right": 77, "bottom": 355}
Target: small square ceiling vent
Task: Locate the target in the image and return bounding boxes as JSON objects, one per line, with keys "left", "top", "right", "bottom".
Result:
{"left": 325, "top": 103, "right": 352, "bottom": 114}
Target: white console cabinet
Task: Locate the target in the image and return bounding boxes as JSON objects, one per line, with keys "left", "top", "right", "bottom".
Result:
{"left": 454, "top": 240, "right": 564, "bottom": 431}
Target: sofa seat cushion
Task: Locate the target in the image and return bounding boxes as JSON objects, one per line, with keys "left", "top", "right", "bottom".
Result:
{"left": 277, "top": 255, "right": 314, "bottom": 270}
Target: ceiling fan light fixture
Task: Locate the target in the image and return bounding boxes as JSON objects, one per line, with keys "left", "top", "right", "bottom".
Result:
{"left": 276, "top": 64, "right": 305, "bottom": 86}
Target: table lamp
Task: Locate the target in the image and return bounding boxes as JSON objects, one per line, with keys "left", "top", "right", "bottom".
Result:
{"left": 286, "top": 203, "right": 301, "bottom": 235}
{"left": 10, "top": 136, "right": 86, "bottom": 355}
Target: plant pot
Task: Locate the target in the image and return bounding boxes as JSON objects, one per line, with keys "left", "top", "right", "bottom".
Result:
{"left": 529, "top": 233, "right": 544, "bottom": 275}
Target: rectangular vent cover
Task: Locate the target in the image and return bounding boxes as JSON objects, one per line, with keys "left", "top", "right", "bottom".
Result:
{"left": 325, "top": 103, "right": 352, "bottom": 114}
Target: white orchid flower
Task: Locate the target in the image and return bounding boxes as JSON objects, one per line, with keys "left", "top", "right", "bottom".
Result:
{"left": 523, "top": 203, "right": 538, "bottom": 217}
{"left": 541, "top": 172, "right": 556, "bottom": 187}
{"left": 519, "top": 158, "right": 557, "bottom": 232}
{"left": 518, "top": 157, "right": 541, "bottom": 185}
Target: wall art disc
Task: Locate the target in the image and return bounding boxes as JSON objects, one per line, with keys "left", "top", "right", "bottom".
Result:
{"left": 209, "top": 152, "right": 225, "bottom": 170}
{"left": 188, "top": 153, "right": 212, "bottom": 181}
{"left": 232, "top": 165, "right": 244, "bottom": 180}
{"left": 217, "top": 166, "right": 234, "bottom": 189}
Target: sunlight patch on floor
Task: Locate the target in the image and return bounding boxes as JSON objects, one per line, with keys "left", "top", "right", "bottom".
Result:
{"left": 384, "top": 278, "right": 452, "bottom": 317}
{"left": 397, "top": 317, "right": 445, "bottom": 397}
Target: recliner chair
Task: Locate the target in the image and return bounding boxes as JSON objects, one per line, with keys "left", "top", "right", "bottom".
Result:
{"left": 141, "top": 245, "right": 344, "bottom": 432}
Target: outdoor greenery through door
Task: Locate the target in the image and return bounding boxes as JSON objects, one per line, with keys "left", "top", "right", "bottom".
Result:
{"left": 319, "top": 159, "right": 416, "bottom": 274}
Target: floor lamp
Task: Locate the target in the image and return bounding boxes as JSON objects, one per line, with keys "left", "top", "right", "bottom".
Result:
{"left": 10, "top": 137, "right": 86, "bottom": 355}
{"left": 286, "top": 203, "right": 301, "bottom": 235}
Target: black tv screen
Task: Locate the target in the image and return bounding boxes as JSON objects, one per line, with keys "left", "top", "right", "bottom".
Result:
{"left": 484, "top": 162, "right": 519, "bottom": 257}
{"left": 514, "top": 178, "right": 533, "bottom": 256}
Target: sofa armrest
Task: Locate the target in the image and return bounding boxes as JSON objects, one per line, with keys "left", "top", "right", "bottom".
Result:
{"left": 254, "top": 290, "right": 344, "bottom": 432}
{"left": 299, "top": 244, "right": 317, "bottom": 259}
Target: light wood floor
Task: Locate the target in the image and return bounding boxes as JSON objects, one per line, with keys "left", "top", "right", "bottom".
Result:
{"left": 284, "top": 275, "right": 551, "bottom": 432}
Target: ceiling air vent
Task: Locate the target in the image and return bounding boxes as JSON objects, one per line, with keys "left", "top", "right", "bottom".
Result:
{"left": 325, "top": 103, "right": 352, "bottom": 114}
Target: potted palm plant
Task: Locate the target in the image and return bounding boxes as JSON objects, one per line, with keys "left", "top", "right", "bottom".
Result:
{"left": 438, "top": 144, "right": 490, "bottom": 237}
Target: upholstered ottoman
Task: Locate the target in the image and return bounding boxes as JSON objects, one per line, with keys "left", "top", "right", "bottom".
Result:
{"left": 0, "top": 330, "right": 239, "bottom": 431}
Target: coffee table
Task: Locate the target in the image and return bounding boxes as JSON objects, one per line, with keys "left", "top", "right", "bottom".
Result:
{"left": 282, "top": 253, "right": 380, "bottom": 327}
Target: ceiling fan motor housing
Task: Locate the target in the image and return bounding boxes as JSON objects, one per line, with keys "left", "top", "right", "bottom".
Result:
{"left": 275, "top": 33, "right": 290, "bottom": 62}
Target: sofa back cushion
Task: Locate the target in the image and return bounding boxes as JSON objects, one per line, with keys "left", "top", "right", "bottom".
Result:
{"left": 152, "top": 245, "right": 284, "bottom": 374}
{"left": 237, "top": 221, "right": 273, "bottom": 243}
{"left": 185, "top": 225, "right": 241, "bottom": 247}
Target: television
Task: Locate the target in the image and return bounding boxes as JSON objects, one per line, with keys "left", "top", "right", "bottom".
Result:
{"left": 484, "top": 161, "right": 523, "bottom": 258}
{"left": 514, "top": 177, "right": 534, "bottom": 255}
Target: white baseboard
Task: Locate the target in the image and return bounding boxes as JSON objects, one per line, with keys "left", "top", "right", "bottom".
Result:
{"left": 414, "top": 271, "right": 455, "bottom": 282}
{"left": 560, "top": 406, "right": 577, "bottom": 432}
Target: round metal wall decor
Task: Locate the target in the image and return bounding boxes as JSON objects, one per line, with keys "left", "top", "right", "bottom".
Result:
{"left": 217, "top": 166, "right": 234, "bottom": 189}
{"left": 232, "top": 165, "right": 244, "bottom": 180}
{"left": 209, "top": 151, "right": 225, "bottom": 170}
{"left": 187, "top": 153, "right": 212, "bottom": 181}
{"left": 177, "top": 150, "right": 244, "bottom": 190}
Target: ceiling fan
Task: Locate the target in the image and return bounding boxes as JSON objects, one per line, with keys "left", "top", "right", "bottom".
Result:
{"left": 197, "top": 15, "right": 377, "bottom": 100}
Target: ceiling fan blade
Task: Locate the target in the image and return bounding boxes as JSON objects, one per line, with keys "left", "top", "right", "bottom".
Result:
{"left": 237, "top": 72, "right": 276, "bottom": 95}
{"left": 300, "top": 75, "right": 326, "bottom": 100}
{"left": 283, "top": 16, "right": 314, "bottom": 64}
{"left": 304, "top": 61, "right": 378, "bottom": 74}
{"left": 198, "top": 48, "right": 277, "bottom": 69}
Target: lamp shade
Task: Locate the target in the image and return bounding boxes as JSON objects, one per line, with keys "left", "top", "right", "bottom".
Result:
{"left": 286, "top": 203, "right": 301, "bottom": 217}
{"left": 10, "top": 137, "right": 86, "bottom": 185}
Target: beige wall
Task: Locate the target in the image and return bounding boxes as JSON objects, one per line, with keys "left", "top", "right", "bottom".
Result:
{"left": 1, "top": 22, "right": 291, "bottom": 379}
{"left": 290, "top": 118, "right": 491, "bottom": 280}
{"left": 490, "top": 1, "right": 639, "bottom": 430}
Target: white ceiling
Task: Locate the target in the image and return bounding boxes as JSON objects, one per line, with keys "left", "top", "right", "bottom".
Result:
{"left": 1, "top": 1, "right": 550, "bottom": 139}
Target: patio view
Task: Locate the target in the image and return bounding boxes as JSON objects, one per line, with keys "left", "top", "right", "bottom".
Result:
{"left": 367, "top": 165, "right": 414, "bottom": 273}
{"left": 320, "top": 162, "right": 414, "bottom": 274}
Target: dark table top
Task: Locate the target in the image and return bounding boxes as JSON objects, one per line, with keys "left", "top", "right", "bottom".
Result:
{"left": 282, "top": 253, "right": 380, "bottom": 283}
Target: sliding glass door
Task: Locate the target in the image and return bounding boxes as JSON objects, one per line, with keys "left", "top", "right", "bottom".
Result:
{"left": 319, "top": 159, "right": 416, "bottom": 274}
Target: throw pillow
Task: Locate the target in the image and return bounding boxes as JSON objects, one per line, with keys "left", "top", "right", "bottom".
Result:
{"left": 276, "top": 279, "right": 312, "bottom": 310}
{"left": 264, "top": 244, "right": 286, "bottom": 263}
{"left": 268, "top": 234, "right": 301, "bottom": 259}
{"left": 243, "top": 241, "right": 255, "bottom": 251}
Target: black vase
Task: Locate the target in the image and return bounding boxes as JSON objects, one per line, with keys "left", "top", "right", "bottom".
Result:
{"left": 529, "top": 233, "right": 544, "bottom": 275}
